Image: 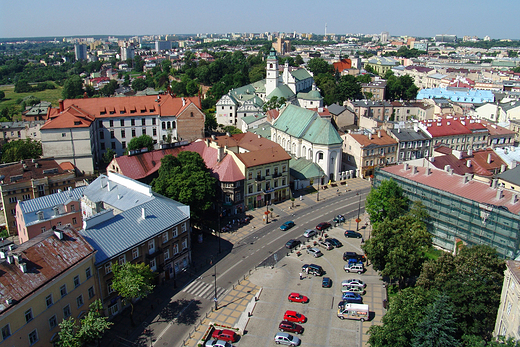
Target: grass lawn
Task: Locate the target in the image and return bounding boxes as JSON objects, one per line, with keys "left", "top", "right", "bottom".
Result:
{"left": 0, "top": 84, "right": 63, "bottom": 119}
{"left": 425, "top": 247, "right": 443, "bottom": 260}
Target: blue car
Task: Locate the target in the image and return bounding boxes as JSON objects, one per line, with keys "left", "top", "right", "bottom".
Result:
{"left": 322, "top": 277, "right": 332, "bottom": 288}
{"left": 280, "top": 221, "right": 295, "bottom": 231}
{"left": 341, "top": 292, "right": 363, "bottom": 304}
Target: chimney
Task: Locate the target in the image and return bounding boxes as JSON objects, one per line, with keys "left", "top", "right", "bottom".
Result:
{"left": 412, "top": 166, "right": 418, "bottom": 174}
{"left": 491, "top": 179, "right": 499, "bottom": 189}
{"left": 430, "top": 156, "right": 435, "bottom": 163}
{"left": 182, "top": 97, "right": 185, "bottom": 106}
{"left": 368, "top": 133, "right": 372, "bottom": 140}
{"left": 7, "top": 255, "right": 14, "bottom": 264}
{"left": 217, "top": 146, "right": 224, "bottom": 162}
{"left": 512, "top": 160, "right": 518, "bottom": 169}
{"left": 496, "top": 189, "right": 504, "bottom": 200}
{"left": 53, "top": 206, "right": 59, "bottom": 217}
{"left": 463, "top": 173, "right": 472, "bottom": 184}
{"left": 59, "top": 99, "right": 64, "bottom": 112}
{"left": 211, "top": 135, "right": 216, "bottom": 140}
{"left": 107, "top": 181, "right": 111, "bottom": 191}
{"left": 37, "top": 211, "right": 44, "bottom": 221}
{"left": 487, "top": 153, "right": 492, "bottom": 164}
{"left": 141, "top": 207, "right": 146, "bottom": 219}
{"left": 425, "top": 168, "right": 432, "bottom": 176}
{"left": 378, "top": 130, "right": 381, "bottom": 138}
{"left": 468, "top": 148, "right": 473, "bottom": 156}
{"left": 19, "top": 262, "right": 27, "bottom": 273}
{"left": 0, "top": 251, "right": 5, "bottom": 259}
{"left": 444, "top": 164, "right": 451, "bottom": 172}
{"left": 501, "top": 164, "right": 506, "bottom": 173}
{"left": 512, "top": 194, "right": 519, "bottom": 205}
{"left": 403, "top": 163, "right": 410, "bottom": 170}
{"left": 54, "top": 230, "right": 63, "bottom": 240}
{"left": 466, "top": 160, "right": 471, "bottom": 168}
{"left": 398, "top": 128, "right": 401, "bottom": 133}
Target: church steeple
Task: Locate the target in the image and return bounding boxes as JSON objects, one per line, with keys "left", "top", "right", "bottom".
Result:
{"left": 265, "top": 48, "right": 279, "bottom": 97}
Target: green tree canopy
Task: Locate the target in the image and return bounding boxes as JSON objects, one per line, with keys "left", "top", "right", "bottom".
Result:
{"left": 127, "top": 134, "right": 154, "bottom": 152}
{"left": 1, "top": 138, "right": 42, "bottom": 163}
{"left": 205, "top": 112, "right": 218, "bottom": 134}
{"left": 152, "top": 151, "right": 217, "bottom": 221}
{"left": 307, "top": 58, "right": 333, "bottom": 75}
{"left": 111, "top": 262, "right": 155, "bottom": 326}
{"left": 262, "top": 96, "right": 287, "bottom": 112}
{"left": 222, "top": 125, "right": 242, "bottom": 135}
{"left": 58, "top": 317, "right": 81, "bottom": 347}
{"left": 366, "top": 178, "right": 409, "bottom": 226}
{"left": 0, "top": 91, "right": 5, "bottom": 100}
{"left": 416, "top": 245, "right": 505, "bottom": 340}
{"left": 62, "top": 75, "right": 85, "bottom": 99}
{"left": 335, "top": 74, "right": 363, "bottom": 102}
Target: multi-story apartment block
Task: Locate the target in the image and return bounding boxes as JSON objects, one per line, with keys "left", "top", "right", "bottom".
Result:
{"left": 16, "top": 186, "right": 86, "bottom": 243}
{"left": 0, "top": 227, "right": 97, "bottom": 347}
{"left": 0, "top": 121, "right": 44, "bottom": 142}
{"left": 342, "top": 130, "right": 398, "bottom": 178}
{"left": 0, "top": 159, "right": 78, "bottom": 235}
{"left": 361, "top": 80, "right": 386, "bottom": 101}
{"left": 346, "top": 100, "right": 393, "bottom": 122}
{"left": 390, "top": 101, "right": 435, "bottom": 122}
{"left": 388, "top": 126, "right": 432, "bottom": 163}
{"left": 494, "top": 260, "right": 520, "bottom": 340}
{"left": 79, "top": 172, "right": 191, "bottom": 317}
{"left": 419, "top": 116, "right": 490, "bottom": 151}
{"left": 375, "top": 164, "right": 520, "bottom": 259}
{"left": 41, "top": 94, "right": 205, "bottom": 175}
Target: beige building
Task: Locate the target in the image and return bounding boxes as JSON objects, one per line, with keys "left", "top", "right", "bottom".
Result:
{"left": 494, "top": 260, "right": 520, "bottom": 340}
{"left": 0, "top": 227, "right": 97, "bottom": 347}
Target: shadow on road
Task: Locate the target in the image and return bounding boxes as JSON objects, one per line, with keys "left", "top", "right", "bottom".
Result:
{"left": 158, "top": 299, "right": 202, "bottom": 325}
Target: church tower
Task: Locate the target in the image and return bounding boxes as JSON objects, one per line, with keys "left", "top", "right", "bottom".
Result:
{"left": 265, "top": 48, "right": 279, "bottom": 97}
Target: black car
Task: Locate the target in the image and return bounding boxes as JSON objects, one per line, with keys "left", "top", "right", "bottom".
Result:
{"left": 344, "top": 230, "right": 363, "bottom": 238}
{"left": 343, "top": 251, "right": 365, "bottom": 262}
{"left": 326, "top": 238, "right": 343, "bottom": 248}
{"left": 322, "top": 277, "right": 332, "bottom": 288}
{"left": 285, "top": 239, "right": 301, "bottom": 249}
{"left": 302, "top": 264, "right": 324, "bottom": 276}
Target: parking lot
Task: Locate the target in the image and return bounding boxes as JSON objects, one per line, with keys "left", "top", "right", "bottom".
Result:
{"left": 240, "top": 226, "right": 386, "bottom": 347}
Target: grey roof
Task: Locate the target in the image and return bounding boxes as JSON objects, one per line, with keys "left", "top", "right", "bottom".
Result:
{"left": 19, "top": 186, "right": 87, "bottom": 226}
{"left": 80, "top": 196, "right": 189, "bottom": 265}
{"left": 497, "top": 165, "right": 520, "bottom": 186}
{"left": 389, "top": 128, "right": 430, "bottom": 142}
{"left": 327, "top": 103, "right": 346, "bottom": 115}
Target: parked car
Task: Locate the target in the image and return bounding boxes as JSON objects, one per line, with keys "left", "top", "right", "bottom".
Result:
{"left": 205, "top": 339, "right": 232, "bottom": 347}
{"left": 316, "top": 222, "right": 331, "bottom": 231}
{"left": 341, "top": 284, "right": 365, "bottom": 294}
{"left": 280, "top": 221, "right": 295, "bottom": 231}
{"left": 302, "top": 264, "right": 324, "bottom": 276}
{"left": 346, "top": 258, "right": 363, "bottom": 267}
{"left": 326, "top": 238, "right": 343, "bottom": 247}
{"left": 322, "top": 277, "right": 332, "bottom": 288}
{"left": 284, "top": 310, "right": 306, "bottom": 323}
{"left": 344, "top": 262, "right": 365, "bottom": 274}
{"left": 342, "top": 279, "right": 366, "bottom": 288}
{"left": 344, "top": 230, "right": 363, "bottom": 238}
{"left": 343, "top": 251, "right": 365, "bottom": 262}
{"left": 278, "top": 321, "right": 304, "bottom": 334}
{"left": 274, "top": 332, "right": 301, "bottom": 346}
{"left": 333, "top": 214, "right": 346, "bottom": 223}
{"left": 306, "top": 247, "right": 323, "bottom": 258}
{"left": 340, "top": 292, "right": 363, "bottom": 304}
{"left": 211, "top": 329, "right": 237, "bottom": 343}
{"left": 303, "top": 229, "right": 317, "bottom": 238}
{"left": 285, "top": 239, "right": 301, "bottom": 249}
{"left": 317, "top": 240, "right": 333, "bottom": 250}
{"left": 288, "top": 292, "right": 309, "bottom": 303}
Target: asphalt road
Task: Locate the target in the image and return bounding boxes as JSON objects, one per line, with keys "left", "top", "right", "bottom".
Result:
{"left": 154, "top": 187, "right": 370, "bottom": 346}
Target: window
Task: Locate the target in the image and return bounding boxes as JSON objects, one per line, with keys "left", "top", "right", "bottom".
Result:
{"left": 142, "top": 128, "right": 146, "bottom": 136}
{"left": 108, "top": 303, "right": 119, "bottom": 316}
{"left": 73, "top": 275, "right": 80, "bottom": 288}
{"left": 63, "top": 304, "right": 71, "bottom": 318}
{"left": 164, "top": 248, "right": 170, "bottom": 260}
{"left": 25, "top": 308, "right": 33, "bottom": 323}
{"left": 72, "top": 217, "right": 77, "bottom": 225}
{"left": 162, "top": 232, "right": 169, "bottom": 243}
{"left": 131, "top": 119, "right": 135, "bottom": 126}
{"left": 41, "top": 227, "right": 46, "bottom": 233}
{"left": 60, "top": 285, "right": 67, "bottom": 298}
{"left": 85, "top": 267, "right": 92, "bottom": 279}
{"left": 8, "top": 197, "right": 17, "bottom": 204}
{"left": 149, "top": 258, "right": 156, "bottom": 271}
{"left": 121, "top": 130, "right": 126, "bottom": 138}
{"left": 248, "top": 185, "right": 253, "bottom": 194}
{"left": 172, "top": 228, "right": 178, "bottom": 238}
{"left": 107, "top": 282, "right": 114, "bottom": 294}
{"left": 153, "top": 128, "right": 157, "bottom": 136}
{"left": 265, "top": 168, "right": 270, "bottom": 176}
{"left": 141, "top": 118, "right": 146, "bottom": 126}
{"left": 132, "top": 129, "right": 136, "bottom": 137}
{"left": 152, "top": 118, "right": 156, "bottom": 125}
{"left": 148, "top": 239, "right": 155, "bottom": 254}
{"left": 99, "top": 130, "right": 104, "bottom": 140}
{"left": 46, "top": 294, "right": 53, "bottom": 308}
{"left": 71, "top": 204, "right": 76, "bottom": 211}
{"left": 257, "top": 183, "right": 262, "bottom": 192}
{"left": 120, "top": 119, "right": 125, "bottom": 126}
{"left": 28, "top": 329, "right": 38, "bottom": 345}
{"left": 100, "top": 143, "right": 105, "bottom": 150}
{"left": 182, "top": 238, "right": 188, "bottom": 250}
{"left": 105, "top": 262, "right": 112, "bottom": 274}
{"left": 10, "top": 209, "right": 15, "bottom": 216}
{"left": 282, "top": 165, "right": 287, "bottom": 172}
{"left": 1, "top": 324, "right": 10, "bottom": 340}
{"left": 88, "top": 286, "right": 95, "bottom": 299}
{"left": 181, "top": 223, "right": 187, "bottom": 233}
{"left": 122, "top": 141, "right": 126, "bottom": 149}
{"left": 110, "top": 130, "right": 115, "bottom": 139}
{"left": 109, "top": 120, "right": 114, "bottom": 127}
{"left": 248, "top": 172, "right": 252, "bottom": 180}
{"left": 23, "top": 194, "right": 30, "bottom": 200}
{"left": 49, "top": 315, "right": 57, "bottom": 330}
{"left": 132, "top": 247, "right": 139, "bottom": 260}
{"left": 76, "top": 295, "right": 84, "bottom": 308}
{"left": 173, "top": 243, "right": 179, "bottom": 254}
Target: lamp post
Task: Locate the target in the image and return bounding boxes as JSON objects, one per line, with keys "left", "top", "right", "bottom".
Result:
{"left": 213, "top": 261, "right": 218, "bottom": 311}
{"left": 217, "top": 205, "right": 222, "bottom": 254}
{"left": 317, "top": 177, "right": 321, "bottom": 201}
{"left": 355, "top": 192, "right": 362, "bottom": 231}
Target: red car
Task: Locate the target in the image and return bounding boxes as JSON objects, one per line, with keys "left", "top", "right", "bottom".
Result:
{"left": 211, "top": 329, "right": 237, "bottom": 343}
{"left": 316, "top": 222, "right": 331, "bottom": 231}
{"left": 279, "top": 320, "right": 304, "bottom": 334}
{"left": 284, "top": 310, "right": 307, "bottom": 323}
{"left": 288, "top": 292, "right": 309, "bottom": 303}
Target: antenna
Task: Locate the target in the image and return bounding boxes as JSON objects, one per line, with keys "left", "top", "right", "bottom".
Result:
{"left": 325, "top": 23, "right": 327, "bottom": 37}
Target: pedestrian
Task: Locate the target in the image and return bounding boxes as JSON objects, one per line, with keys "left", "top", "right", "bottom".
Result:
{"left": 299, "top": 272, "right": 303, "bottom": 280}
{"left": 299, "top": 195, "right": 303, "bottom": 201}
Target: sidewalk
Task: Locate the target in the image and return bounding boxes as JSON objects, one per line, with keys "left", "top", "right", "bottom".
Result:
{"left": 100, "top": 178, "right": 373, "bottom": 347}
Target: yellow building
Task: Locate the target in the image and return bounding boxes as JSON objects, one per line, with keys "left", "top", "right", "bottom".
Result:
{"left": 494, "top": 260, "right": 520, "bottom": 340}
{"left": 0, "top": 227, "right": 97, "bottom": 346}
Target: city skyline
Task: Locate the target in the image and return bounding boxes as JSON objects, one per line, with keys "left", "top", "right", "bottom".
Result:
{"left": 1, "top": 0, "right": 519, "bottom": 40}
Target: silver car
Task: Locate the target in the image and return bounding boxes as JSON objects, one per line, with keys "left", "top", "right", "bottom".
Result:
{"left": 205, "top": 339, "right": 232, "bottom": 347}
{"left": 306, "top": 247, "right": 323, "bottom": 258}
{"left": 274, "top": 332, "right": 301, "bottom": 346}
{"left": 303, "top": 229, "right": 317, "bottom": 238}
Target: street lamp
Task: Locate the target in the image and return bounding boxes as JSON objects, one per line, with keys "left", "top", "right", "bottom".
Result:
{"left": 212, "top": 260, "right": 218, "bottom": 311}
{"left": 217, "top": 206, "right": 222, "bottom": 254}
{"left": 355, "top": 192, "right": 362, "bottom": 231}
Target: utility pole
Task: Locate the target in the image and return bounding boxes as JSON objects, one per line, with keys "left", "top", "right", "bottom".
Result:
{"left": 214, "top": 263, "right": 218, "bottom": 311}
{"left": 356, "top": 192, "right": 362, "bottom": 231}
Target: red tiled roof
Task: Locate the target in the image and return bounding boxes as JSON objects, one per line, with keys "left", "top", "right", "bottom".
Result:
{"left": 480, "top": 120, "right": 516, "bottom": 136}
{"left": 0, "top": 158, "right": 73, "bottom": 184}
{"left": 236, "top": 146, "right": 291, "bottom": 168}
{"left": 430, "top": 154, "right": 473, "bottom": 175}
{"left": 214, "top": 132, "right": 280, "bottom": 152}
{"left": 381, "top": 164, "right": 520, "bottom": 214}
{"left": 213, "top": 155, "right": 245, "bottom": 182}
{"left": 41, "top": 105, "right": 95, "bottom": 130}
{"left": 333, "top": 59, "right": 352, "bottom": 72}
{"left": 349, "top": 130, "right": 397, "bottom": 147}
{"left": 421, "top": 118, "right": 472, "bottom": 137}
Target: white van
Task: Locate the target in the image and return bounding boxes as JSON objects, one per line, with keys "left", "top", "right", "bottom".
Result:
{"left": 337, "top": 303, "right": 369, "bottom": 321}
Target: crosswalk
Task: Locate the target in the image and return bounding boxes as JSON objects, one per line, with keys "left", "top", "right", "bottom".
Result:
{"left": 182, "top": 279, "right": 228, "bottom": 301}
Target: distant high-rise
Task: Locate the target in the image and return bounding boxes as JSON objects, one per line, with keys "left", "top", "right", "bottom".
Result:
{"left": 121, "top": 46, "right": 135, "bottom": 61}
{"left": 155, "top": 40, "right": 172, "bottom": 52}
{"left": 380, "top": 32, "right": 389, "bottom": 44}
{"left": 74, "top": 44, "right": 87, "bottom": 61}
{"left": 434, "top": 34, "right": 457, "bottom": 42}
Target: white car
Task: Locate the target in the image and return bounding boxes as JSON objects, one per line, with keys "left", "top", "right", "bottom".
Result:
{"left": 303, "top": 229, "right": 317, "bottom": 238}
{"left": 342, "top": 279, "right": 366, "bottom": 288}
{"left": 306, "top": 247, "right": 323, "bottom": 258}
{"left": 205, "top": 339, "right": 232, "bottom": 347}
{"left": 274, "top": 332, "right": 301, "bottom": 346}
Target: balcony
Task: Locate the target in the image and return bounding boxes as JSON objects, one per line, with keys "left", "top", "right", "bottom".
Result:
{"left": 255, "top": 176, "right": 266, "bottom": 182}
{"left": 146, "top": 247, "right": 162, "bottom": 259}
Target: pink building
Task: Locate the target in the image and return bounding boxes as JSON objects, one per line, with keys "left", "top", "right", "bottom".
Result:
{"left": 16, "top": 186, "right": 86, "bottom": 244}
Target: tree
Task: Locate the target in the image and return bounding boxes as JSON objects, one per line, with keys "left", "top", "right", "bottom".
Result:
{"left": 102, "top": 148, "right": 116, "bottom": 164}
{"left": 368, "top": 286, "right": 436, "bottom": 347}
{"left": 411, "top": 294, "right": 459, "bottom": 347}
{"left": 58, "top": 317, "right": 81, "bottom": 347}
{"left": 76, "top": 300, "right": 113, "bottom": 346}
{"left": 222, "top": 125, "right": 242, "bottom": 135}
{"left": 262, "top": 96, "right": 287, "bottom": 112}
{"left": 152, "top": 151, "right": 216, "bottom": 221}
{"left": 205, "top": 113, "right": 218, "bottom": 134}
{"left": 365, "top": 179, "right": 409, "bottom": 226}
{"left": 0, "top": 90, "right": 4, "bottom": 100}
{"left": 335, "top": 75, "right": 363, "bottom": 102}
{"left": 131, "top": 77, "right": 148, "bottom": 92}
{"left": 62, "top": 75, "right": 84, "bottom": 99}
{"left": 307, "top": 58, "right": 332, "bottom": 75}
{"left": 127, "top": 134, "right": 154, "bottom": 152}
{"left": 111, "top": 262, "right": 155, "bottom": 326}
{"left": 294, "top": 55, "right": 304, "bottom": 66}
{"left": 512, "top": 66, "right": 520, "bottom": 73}
{"left": 133, "top": 55, "right": 144, "bottom": 72}
{"left": 1, "top": 138, "right": 42, "bottom": 163}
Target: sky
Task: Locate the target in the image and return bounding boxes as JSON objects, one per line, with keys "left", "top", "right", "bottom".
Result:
{"left": 1, "top": 0, "right": 519, "bottom": 40}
